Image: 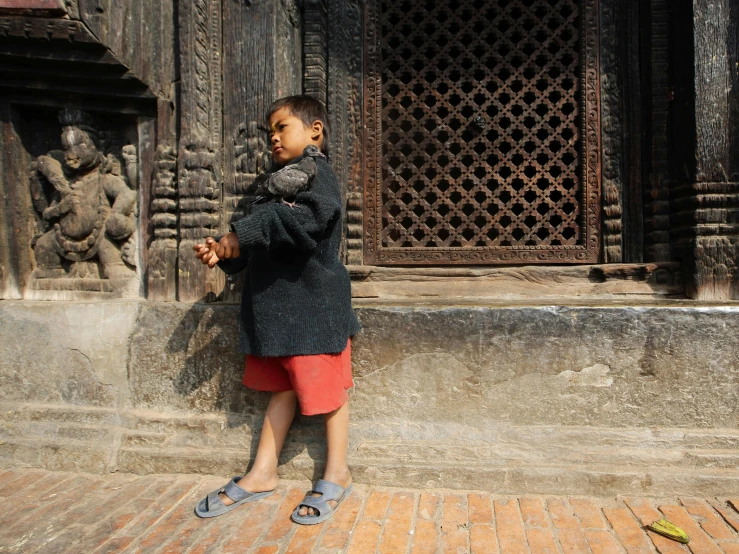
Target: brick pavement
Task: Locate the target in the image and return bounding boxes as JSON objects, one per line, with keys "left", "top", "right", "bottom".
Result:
{"left": 0, "top": 469, "right": 738, "bottom": 553}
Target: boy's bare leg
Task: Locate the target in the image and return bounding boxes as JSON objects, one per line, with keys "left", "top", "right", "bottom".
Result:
{"left": 220, "top": 390, "right": 297, "bottom": 505}
{"left": 298, "top": 400, "right": 352, "bottom": 517}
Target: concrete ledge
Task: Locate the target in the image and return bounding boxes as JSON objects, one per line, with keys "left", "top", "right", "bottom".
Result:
{"left": 0, "top": 300, "right": 738, "bottom": 495}
{"left": 1, "top": 402, "right": 738, "bottom": 496}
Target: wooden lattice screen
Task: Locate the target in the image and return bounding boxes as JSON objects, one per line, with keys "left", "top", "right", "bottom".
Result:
{"left": 363, "top": 0, "right": 601, "bottom": 264}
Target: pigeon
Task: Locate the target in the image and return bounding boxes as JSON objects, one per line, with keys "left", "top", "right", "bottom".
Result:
{"left": 251, "top": 145, "right": 325, "bottom": 208}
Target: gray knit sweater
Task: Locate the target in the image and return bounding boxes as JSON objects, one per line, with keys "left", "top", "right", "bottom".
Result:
{"left": 218, "top": 155, "right": 360, "bottom": 356}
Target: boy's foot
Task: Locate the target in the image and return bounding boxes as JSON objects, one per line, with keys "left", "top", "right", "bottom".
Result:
{"left": 194, "top": 475, "right": 276, "bottom": 518}
{"left": 216, "top": 471, "right": 278, "bottom": 506}
{"left": 292, "top": 477, "right": 353, "bottom": 525}
{"left": 296, "top": 468, "right": 352, "bottom": 518}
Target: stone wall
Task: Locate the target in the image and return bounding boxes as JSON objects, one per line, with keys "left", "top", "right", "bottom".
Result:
{"left": 1, "top": 300, "right": 737, "bottom": 496}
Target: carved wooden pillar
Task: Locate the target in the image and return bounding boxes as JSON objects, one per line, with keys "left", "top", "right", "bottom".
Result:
{"left": 304, "top": 0, "right": 328, "bottom": 107}
{"left": 673, "top": 0, "right": 739, "bottom": 299}
{"left": 599, "top": 0, "right": 625, "bottom": 263}
{"left": 599, "top": 0, "right": 645, "bottom": 263}
{"left": 177, "top": 0, "right": 224, "bottom": 302}
{"left": 146, "top": 97, "right": 178, "bottom": 301}
{"left": 326, "top": 0, "right": 362, "bottom": 265}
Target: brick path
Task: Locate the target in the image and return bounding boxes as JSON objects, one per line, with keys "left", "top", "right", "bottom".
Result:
{"left": 1, "top": 469, "right": 738, "bottom": 553}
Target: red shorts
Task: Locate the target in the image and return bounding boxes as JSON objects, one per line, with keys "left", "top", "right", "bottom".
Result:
{"left": 243, "top": 340, "right": 353, "bottom": 416}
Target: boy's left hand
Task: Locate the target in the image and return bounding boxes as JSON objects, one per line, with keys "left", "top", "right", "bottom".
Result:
{"left": 193, "top": 237, "right": 220, "bottom": 268}
{"left": 214, "top": 232, "right": 241, "bottom": 260}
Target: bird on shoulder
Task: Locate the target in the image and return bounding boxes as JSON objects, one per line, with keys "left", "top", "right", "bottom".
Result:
{"left": 251, "top": 145, "right": 325, "bottom": 209}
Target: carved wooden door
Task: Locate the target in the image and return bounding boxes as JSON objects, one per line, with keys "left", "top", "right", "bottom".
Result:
{"left": 363, "top": 0, "right": 601, "bottom": 264}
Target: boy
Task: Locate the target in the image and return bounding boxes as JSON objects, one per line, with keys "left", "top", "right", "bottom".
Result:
{"left": 192, "top": 96, "right": 360, "bottom": 524}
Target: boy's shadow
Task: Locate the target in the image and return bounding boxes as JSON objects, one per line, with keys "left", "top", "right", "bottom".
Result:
{"left": 169, "top": 300, "right": 326, "bottom": 480}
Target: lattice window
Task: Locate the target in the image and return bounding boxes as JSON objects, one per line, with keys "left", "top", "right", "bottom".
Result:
{"left": 363, "top": 0, "right": 600, "bottom": 264}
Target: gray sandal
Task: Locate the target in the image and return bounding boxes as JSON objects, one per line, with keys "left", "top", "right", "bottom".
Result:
{"left": 194, "top": 476, "right": 274, "bottom": 518}
{"left": 291, "top": 479, "right": 353, "bottom": 525}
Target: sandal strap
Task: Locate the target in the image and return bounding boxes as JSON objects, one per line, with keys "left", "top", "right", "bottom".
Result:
{"left": 223, "top": 477, "right": 251, "bottom": 502}
{"left": 207, "top": 490, "right": 226, "bottom": 510}
{"left": 297, "top": 495, "right": 329, "bottom": 515}
{"left": 312, "top": 479, "right": 346, "bottom": 501}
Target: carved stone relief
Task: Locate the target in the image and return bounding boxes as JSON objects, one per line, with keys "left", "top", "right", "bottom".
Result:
{"left": 27, "top": 108, "right": 139, "bottom": 297}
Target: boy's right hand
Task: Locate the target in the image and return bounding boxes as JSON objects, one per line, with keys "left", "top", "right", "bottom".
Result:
{"left": 193, "top": 237, "right": 220, "bottom": 268}
{"left": 214, "top": 232, "right": 241, "bottom": 260}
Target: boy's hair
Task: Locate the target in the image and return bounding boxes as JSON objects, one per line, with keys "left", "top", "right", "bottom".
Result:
{"left": 266, "top": 95, "right": 330, "bottom": 156}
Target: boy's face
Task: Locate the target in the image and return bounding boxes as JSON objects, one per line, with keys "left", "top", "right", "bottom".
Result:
{"left": 268, "top": 107, "right": 323, "bottom": 165}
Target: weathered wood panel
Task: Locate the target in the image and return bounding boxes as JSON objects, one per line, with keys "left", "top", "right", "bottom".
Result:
{"left": 220, "top": 0, "right": 301, "bottom": 303}
{"left": 222, "top": 0, "right": 302, "bottom": 220}
{"left": 643, "top": 0, "right": 671, "bottom": 263}
{"left": 731, "top": 0, "right": 739, "bottom": 183}
{"left": 693, "top": 0, "right": 737, "bottom": 182}
{"left": 600, "top": 0, "right": 644, "bottom": 264}
{"left": 0, "top": 102, "right": 35, "bottom": 298}
{"left": 622, "top": 1, "right": 645, "bottom": 263}
{"left": 0, "top": 106, "right": 63, "bottom": 299}
{"left": 78, "top": 0, "right": 176, "bottom": 101}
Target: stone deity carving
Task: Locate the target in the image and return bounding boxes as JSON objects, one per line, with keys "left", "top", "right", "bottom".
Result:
{"left": 30, "top": 109, "right": 137, "bottom": 283}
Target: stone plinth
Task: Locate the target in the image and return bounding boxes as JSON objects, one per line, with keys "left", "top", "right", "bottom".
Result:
{"left": 1, "top": 299, "right": 738, "bottom": 496}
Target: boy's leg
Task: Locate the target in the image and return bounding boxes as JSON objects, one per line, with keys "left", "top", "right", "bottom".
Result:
{"left": 297, "top": 399, "right": 352, "bottom": 517}
{"left": 220, "top": 390, "right": 297, "bottom": 505}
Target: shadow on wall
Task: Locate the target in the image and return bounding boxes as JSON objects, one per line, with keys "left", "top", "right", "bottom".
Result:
{"left": 167, "top": 299, "right": 327, "bottom": 479}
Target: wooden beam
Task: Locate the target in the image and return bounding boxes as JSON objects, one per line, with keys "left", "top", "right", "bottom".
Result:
{"left": 0, "top": 0, "right": 66, "bottom": 16}
{"left": 0, "top": 75, "right": 156, "bottom": 99}
{"left": 348, "top": 263, "right": 683, "bottom": 300}
{"left": 0, "top": 16, "right": 99, "bottom": 42}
